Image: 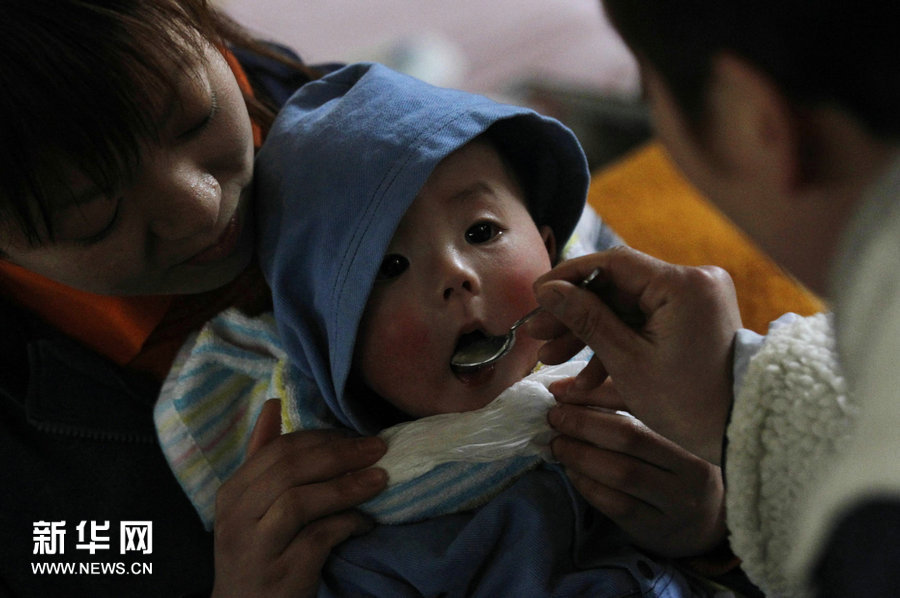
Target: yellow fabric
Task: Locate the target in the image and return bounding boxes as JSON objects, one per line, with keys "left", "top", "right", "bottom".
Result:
{"left": 587, "top": 142, "right": 825, "bottom": 334}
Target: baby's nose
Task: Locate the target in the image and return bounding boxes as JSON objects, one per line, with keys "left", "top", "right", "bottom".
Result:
{"left": 440, "top": 253, "right": 481, "bottom": 300}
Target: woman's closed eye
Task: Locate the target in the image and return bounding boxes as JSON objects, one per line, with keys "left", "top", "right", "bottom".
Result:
{"left": 375, "top": 253, "right": 409, "bottom": 281}
{"left": 50, "top": 194, "right": 123, "bottom": 246}
{"left": 465, "top": 220, "right": 502, "bottom": 244}
{"left": 177, "top": 90, "right": 218, "bottom": 140}
{"left": 73, "top": 198, "right": 122, "bottom": 246}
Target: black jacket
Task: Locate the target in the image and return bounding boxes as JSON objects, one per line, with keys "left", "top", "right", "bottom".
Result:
{"left": 0, "top": 44, "right": 309, "bottom": 598}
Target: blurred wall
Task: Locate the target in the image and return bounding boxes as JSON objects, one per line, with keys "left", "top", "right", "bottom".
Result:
{"left": 214, "top": 0, "right": 639, "bottom": 98}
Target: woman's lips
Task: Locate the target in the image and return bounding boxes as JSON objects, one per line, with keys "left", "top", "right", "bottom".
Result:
{"left": 185, "top": 213, "right": 242, "bottom": 266}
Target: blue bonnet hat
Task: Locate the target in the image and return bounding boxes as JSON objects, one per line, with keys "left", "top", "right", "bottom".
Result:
{"left": 256, "top": 62, "right": 589, "bottom": 434}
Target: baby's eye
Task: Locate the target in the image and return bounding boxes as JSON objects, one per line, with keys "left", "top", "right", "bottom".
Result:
{"left": 376, "top": 254, "right": 409, "bottom": 281}
{"left": 465, "top": 221, "right": 500, "bottom": 244}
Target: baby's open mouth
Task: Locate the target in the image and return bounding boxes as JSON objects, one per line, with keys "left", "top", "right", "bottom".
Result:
{"left": 450, "top": 330, "right": 494, "bottom": 386}
{"left": 451, "top": 329, "right": 498, "bottom": 383}
{"left": 453, "top": 329, "right": 489, "bottom": 357}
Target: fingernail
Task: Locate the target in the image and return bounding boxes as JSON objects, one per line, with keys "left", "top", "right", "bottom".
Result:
{"left": 549, "top": 436, "right": 568, "bottom": 462}
{"left": 573, "top": 374, "right": 592, "bottom": 390}
{"left": 356, "top": 467, "right": 387, "bottom": 488}
{"left": 548, "top": 405, "right": 565, "bottom": 428}
{"left": 357, "top": 436, "right": 386, "bottom": 457}
{"left": 548, "top": 377, "right": 573, "bottom": 399}
{"left": 536, "top": 284, "right": 565, "bottom": 313}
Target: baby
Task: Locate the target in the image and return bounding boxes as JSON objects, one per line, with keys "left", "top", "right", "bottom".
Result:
{"left": 155, "top": 63, "right": 710, "bottom": 598}
{"left": 156, "top": 60, "right": 614, "bottom": 522}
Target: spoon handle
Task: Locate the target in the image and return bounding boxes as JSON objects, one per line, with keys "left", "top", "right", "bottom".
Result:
{"left": 508, "top": 306, "right": 544, "bottom": 332}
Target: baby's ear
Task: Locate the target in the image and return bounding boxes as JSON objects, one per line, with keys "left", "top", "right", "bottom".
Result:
{"left": 540, "top": 225, "right": 557, "bottom": 263}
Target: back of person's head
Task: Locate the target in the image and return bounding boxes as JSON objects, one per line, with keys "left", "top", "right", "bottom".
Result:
{"left": 603, "top": 1, "right": 899, "bottom": 140}
{"left": 0, "top": 0, "right": 300, "bottom": 248}
{"left": 256, "top": 62, "right": 589, "bottom": 433}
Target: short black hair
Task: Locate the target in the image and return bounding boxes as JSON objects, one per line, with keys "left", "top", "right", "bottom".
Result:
{"left": 604, "top": 1, "right": 900, "bottom": 140}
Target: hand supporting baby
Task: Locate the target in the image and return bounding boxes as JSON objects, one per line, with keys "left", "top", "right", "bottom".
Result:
{"left": 211, "top": 399, "right": 387, "bottom": 598}
{"left": 549, "top": 406, "right": 727, "bottom": 557}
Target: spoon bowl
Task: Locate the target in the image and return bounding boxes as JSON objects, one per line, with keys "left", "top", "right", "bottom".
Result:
{"left": 449, "top": 268, "right": 645, "bottom": 373}
{"left": 450, "top": 307, "right": 542, "bottom": 373}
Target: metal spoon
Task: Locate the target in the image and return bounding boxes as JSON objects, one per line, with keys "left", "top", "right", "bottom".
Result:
{"left": 450, "top": 268, "right": 645, "bottom": 373}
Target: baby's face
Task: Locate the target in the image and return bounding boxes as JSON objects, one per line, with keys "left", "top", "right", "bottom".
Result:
{"left": 355, "top": 139, "right": 555, "bottom": 417}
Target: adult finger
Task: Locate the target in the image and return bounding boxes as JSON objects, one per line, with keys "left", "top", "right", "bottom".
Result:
{"left": 548, "top": 407, "right": 684, "bottom": 471}
{"left": 237, "top": 430, "right": 379, "bottom": 489}
{"left": 534, "top": 328, "right": 588, "bottom": 365}
{"left": 524, "top": 308, "right": 573, "bottom": 342}
{"left": 239, "top": 435, "right": 387, "bottom": 519}
{"left": 258, "top": 467, "right": 387, "bottom": 553}
{"left": 556, "top": 433, "right": 713, "bottom": 515}
{"left": 532, "top": 248, "right": 677, "bottom": 366}
{"left": 534, "top": 247, "right": 672, "bottom": 306}
{"left": 211, "top": 506, "right": 376, "bottom": 598}
{"left": 247, "top": 398, "right": 283, "bottom": 458}
{"left": 553, "top": 434, "right": 663, "bottom": 496}
{"left": 566, "top": 469, "right": 660, "bottom": 524}
{"left": 534, "top": 277, "right": 643, "bottom": 372}
{"left": 529, "top": 249, "right": 661, "bottom": 364}
{"left": 544, "top": 356, "right": 611, "bottom": 400}
{"left": 217, "top": 432, "right": 386, "bottom": 519}
{"left": 548, "top": 376, "right": 626, "bottom": 411}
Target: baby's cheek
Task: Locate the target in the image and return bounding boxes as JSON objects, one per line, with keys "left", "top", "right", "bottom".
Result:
{"left": 502, "top": 269, "right": 543, "bottom": 313}
{"left": 371, "top": 313, "right": 433, "bottom": 369}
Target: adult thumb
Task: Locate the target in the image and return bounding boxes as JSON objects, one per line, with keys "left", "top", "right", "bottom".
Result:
{"left": 246, "top": 398, "right": 282, "bottom": 458}
{"left": 535, "top": 278, "right": 634, "bottom": 353}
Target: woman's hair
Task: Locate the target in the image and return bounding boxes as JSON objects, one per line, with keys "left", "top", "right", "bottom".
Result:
{"left": 0, "top": 0, "right": 317, "bottom": 245}
{"left": 603, "top": 1, "right": 899, "bottom": 141}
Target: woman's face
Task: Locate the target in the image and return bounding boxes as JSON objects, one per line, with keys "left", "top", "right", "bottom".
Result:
{"left": 0, "top": 40, "right": 256, "bottom": 295}
{"left": 354, "top": 140, "right": 556, "bottom": 417}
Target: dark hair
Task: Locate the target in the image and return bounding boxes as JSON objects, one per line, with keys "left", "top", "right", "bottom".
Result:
{"left": 478, "top": 125, "right": 535, "bottom": 210}
{"left": 479, "top": 117, "right": 587, "bottom": 263}
{"left": 0, "top": 0, "right": 316, "bottom": 245}
{"left": 603, "top": 2, "right": 899, "bottom": 140}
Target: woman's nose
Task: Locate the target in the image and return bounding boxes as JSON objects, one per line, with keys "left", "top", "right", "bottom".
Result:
{"left": 440, "top": 252, "right": 481, "bottom": 301}
{"left": 147, "top": 169, "right": 221, "bottom": 241}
